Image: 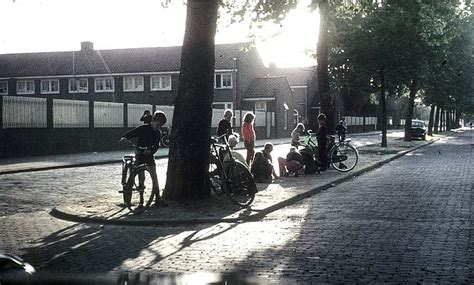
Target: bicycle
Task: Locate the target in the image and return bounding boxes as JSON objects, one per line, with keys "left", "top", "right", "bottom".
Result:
{"left": 160, "top": 126, "right": 171, "bottom": 148}
{"left": 209, "top": 134, "right": 257, "bottom": 207}
{"left": 120, "top": 140, "right": 160, "bottom": 214}
{"left": 301, "top": 131, "right": 359, "bottom": 172}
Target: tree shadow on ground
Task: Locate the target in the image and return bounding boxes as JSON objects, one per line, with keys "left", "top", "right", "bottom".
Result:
{"left": 22, "top": 220, "right": 240, "bottom": 274}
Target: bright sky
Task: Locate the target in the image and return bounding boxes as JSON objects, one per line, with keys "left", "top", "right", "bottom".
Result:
{"left": 0, "top": 0, "right": 319, "bottom": 67}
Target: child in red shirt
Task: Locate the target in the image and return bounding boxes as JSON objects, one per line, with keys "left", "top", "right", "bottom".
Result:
{"left": 241, "top": 112, "right": 256, "bottom": 165}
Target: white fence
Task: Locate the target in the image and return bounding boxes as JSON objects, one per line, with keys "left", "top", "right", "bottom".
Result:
{"left": 94, "top": 102, "right": 124, "bottom": 128}
{"left": 127, "top": 103, "right": 153, "bottom": 128}
{"left": 345, "top": 116, "right": 377, "bottom": 126}
{"left": 2, "top": 96, "right": 47, "bottom": 128}
{"left": 53, "top": 99, "right": 89, "bottom": 128}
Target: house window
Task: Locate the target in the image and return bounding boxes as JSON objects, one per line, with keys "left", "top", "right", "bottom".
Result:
{"left": 255, "top": 101, "right": 267, "bottom": 112}
{"left": 40, "top": 79, "right": 60, "bottom": 94}
{"left": 95, "top": 77, "right": 114, "bottom": 92}
{"left": 17, "top": 80, "right": 35, "bottom": 95}
{"left": 212, "top": 102, "right": 233, "bottom": 110}
{"left": 215, "top": 73, "right": 232, "bottom": 89}
{"left": 0, "top": 81, "right": 8, "bottom": 95}
{"left": 123, "top": 76, "right": 144, "bottom": 92}
{"left": 69, "top": 78, "right": 88, "bottom": 93}
{"left": 150, "top": 75, "right": 172, "bottom": 91}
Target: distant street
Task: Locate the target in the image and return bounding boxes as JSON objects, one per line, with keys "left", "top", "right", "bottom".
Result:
{"left": 0, "top": 129, "right": 472, "bottom": 282}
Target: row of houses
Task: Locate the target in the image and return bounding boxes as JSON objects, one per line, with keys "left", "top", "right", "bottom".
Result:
{"left": 0, "top": 41, "right": 318, "bottom": 138}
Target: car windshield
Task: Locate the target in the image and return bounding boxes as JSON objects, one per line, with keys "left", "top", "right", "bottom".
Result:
{"left": 412, "top": 121, "right": 424, "bottom": 127}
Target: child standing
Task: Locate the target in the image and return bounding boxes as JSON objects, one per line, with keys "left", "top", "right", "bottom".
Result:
{"left": 317, "top": 113, "right": 328, "bottom": 171}
{"left": 291, "top": 123, "right": 305, "bottom": 148}
{"left": 241, "top": 112, "right": 256, "bottom": 165}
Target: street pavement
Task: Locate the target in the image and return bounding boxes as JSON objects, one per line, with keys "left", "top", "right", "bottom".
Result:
{"left": 0, "top": 129, "right": 472, "bottom": 282}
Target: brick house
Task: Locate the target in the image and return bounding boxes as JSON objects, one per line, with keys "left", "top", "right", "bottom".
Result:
{"left": 0, "top": 41, "right": 266, "bottom": 110}
{"left": 241, "top": 76, "right": 295, "bottom": 138}
{"left": 268, "top": 66, "right": 318, "bottom": 123}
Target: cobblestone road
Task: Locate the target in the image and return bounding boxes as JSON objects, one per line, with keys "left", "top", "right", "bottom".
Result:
{"left": 0, "top": 129, "right": 472, "bottom": 283}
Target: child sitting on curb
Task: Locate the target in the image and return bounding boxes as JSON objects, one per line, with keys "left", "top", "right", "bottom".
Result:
{"left": 251, "top": 152, "right": 273, "bottom": 183}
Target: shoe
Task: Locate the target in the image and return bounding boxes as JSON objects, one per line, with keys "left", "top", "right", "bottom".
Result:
{"left": 283, "top": 172, "right": 290, "bottom": 177}
{"left": 319, "top": 167, "right": 327, "bottom": 172}
{"left": 294, "top": 172, "right": 299, "bottom": 177}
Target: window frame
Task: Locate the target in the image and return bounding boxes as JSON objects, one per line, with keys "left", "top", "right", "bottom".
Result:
{"left": 123, "top": 76, "right": 144, "bottom": 92}
{"left": 150, "top": 75, "right": 172, "bottom": 91}
{"left": 69, "top": 78, "right": 89, "bottom": 93}
{"left": 94, "top": 77, "right": 115, "bottom": 93}
{"left": 40, "top": 79, "right": 60, "bottom": 94}
{"left": 16, "top": 80, "right": 35, "bottom": 95}
{"left": 0, "top": 81, "right": 8, "bottom": 95}
{"left": 215, "top": 73, "right": 232, "bottom": 89}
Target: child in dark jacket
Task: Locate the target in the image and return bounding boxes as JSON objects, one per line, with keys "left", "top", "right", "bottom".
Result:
{"left": 251, "top": 152, "right": 273, "bottom": 183}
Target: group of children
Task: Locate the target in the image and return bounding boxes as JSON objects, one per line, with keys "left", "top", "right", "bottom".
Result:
{"left": 216, "top": 109, "right": 335, "bottom": 183}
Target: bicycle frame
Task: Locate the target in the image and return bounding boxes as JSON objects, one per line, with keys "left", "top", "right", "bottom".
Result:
{"left": 209, "top": 134, "right": 234, "bottom": 180}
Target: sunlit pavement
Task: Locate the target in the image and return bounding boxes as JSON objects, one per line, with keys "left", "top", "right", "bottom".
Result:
{"left": 0, "top": 129, "right": 472, "bottom": 282}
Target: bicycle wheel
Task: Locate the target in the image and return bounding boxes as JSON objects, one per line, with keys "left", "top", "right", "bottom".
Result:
{"left": 121, "top": 163, "right": 133, "bottom": 206}
{"left": 209, "top": 155, "right": 224, "bottom": 195}
{"left": 161, "top": 135, "right": 170, "bottom": 148}
{"left": 124, "top": 166, "right": 156, "bottom": 214}
{"left": 330, "top": 143, "right": 359, "bottom": 172}
{"left": 224, "top": 160, "right": 256, "bottom": 207}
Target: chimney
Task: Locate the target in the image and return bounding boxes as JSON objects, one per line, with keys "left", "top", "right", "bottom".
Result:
{"left": 80, "top": 41, "right": 94, "bottom": 51}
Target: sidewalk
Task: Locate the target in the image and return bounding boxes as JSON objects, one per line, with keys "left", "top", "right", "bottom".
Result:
{"left": 0, "top": 130, "right": 402, "bottom": 175}
{"left": 51, "top": 133, "right": 440, "bottom": 226}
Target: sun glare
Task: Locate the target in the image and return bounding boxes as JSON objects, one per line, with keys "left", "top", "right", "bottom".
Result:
{"left": 0, "top": 0, "right": 318, "bottom": 67}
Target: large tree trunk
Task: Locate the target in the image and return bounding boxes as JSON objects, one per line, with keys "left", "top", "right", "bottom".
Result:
{"left": 163, "top": 0, "right": 218, "bottom": 201}
{"left": 380, "top": 70, "right": 387, "bottom": 147}
{"left": 315, "top": 0, "right": 335, "bottom": 133}
{"left": 455, "top": 110, "right": 461, "bottom": 128}
{"left": 433, "top": 104, "right": 440, "bottom": 134}
{"left": 404, "top": 79, "right": 418, "bottom": 141}
{"left": 427, "top": 104, "right": 435, "bottom": 136}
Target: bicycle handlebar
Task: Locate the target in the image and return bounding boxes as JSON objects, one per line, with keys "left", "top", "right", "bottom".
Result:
{"left": 121, "top": 138, "right": 155, "bottom": 151}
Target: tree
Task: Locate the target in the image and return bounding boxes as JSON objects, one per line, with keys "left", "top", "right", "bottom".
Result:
{"left": 163, "top": 0, "right": 218, "bottom": 201}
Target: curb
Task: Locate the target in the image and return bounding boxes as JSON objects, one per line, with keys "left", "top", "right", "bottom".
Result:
{"left": 50, "top": 138, "right": 437, "bottom": 227}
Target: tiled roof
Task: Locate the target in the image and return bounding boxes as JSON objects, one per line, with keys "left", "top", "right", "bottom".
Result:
{"left": 0, "top": 42, "right": 252, "bottom": 78}
{"left": 269, "top": 66, "right": 316, "bottom": 87}
{"left": 244, "top": 76, "right": 292, "bottom": 99}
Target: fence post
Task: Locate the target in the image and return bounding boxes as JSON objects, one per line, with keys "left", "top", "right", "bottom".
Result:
{"left": 363, "top": 116, "right": 366, "bottom": 132}
{"left": 123, "top": 103, "right": 128, "bottom": 128}
{"left": 0, "top": 96, "right": 3, "bottom": 130}
{"left": 89, "top": 100, "right": 94, "bottom": 128}
{"left": 46, "top": 98, "right": 53, "bottom": 129}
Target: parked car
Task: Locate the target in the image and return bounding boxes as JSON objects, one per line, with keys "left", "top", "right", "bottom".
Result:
{"left": 411, "top": 119, "right": 427, "bottom": 140}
